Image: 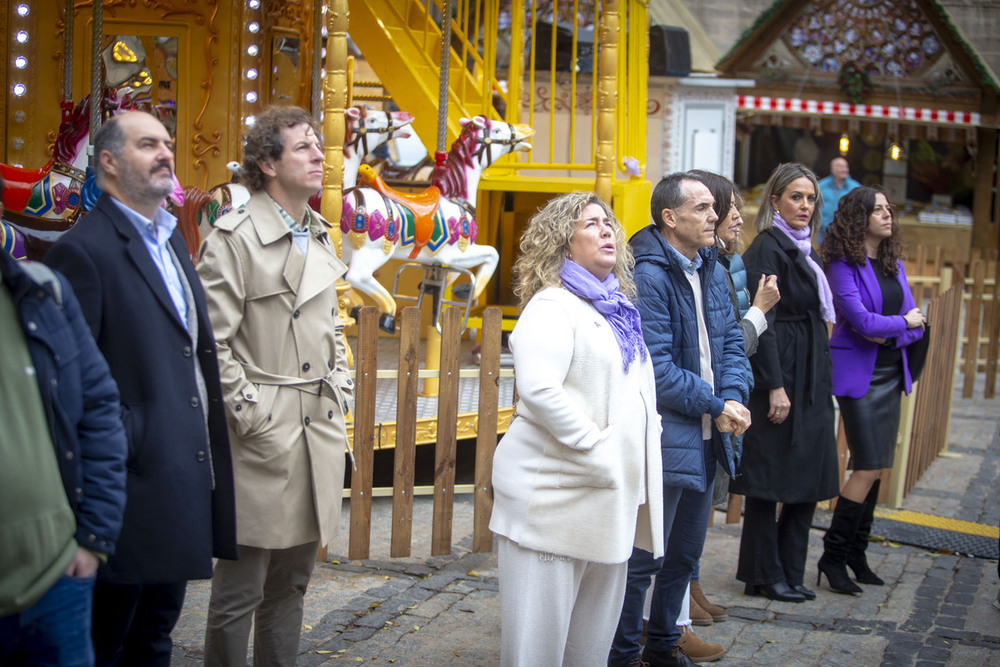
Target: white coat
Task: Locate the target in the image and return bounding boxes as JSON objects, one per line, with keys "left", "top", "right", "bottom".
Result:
{"left": 489, "top": 287, "right": 664, "bottom": 564}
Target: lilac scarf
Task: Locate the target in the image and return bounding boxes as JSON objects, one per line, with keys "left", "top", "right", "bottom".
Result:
{"left": 772, "top": 212, "right": 836, "bottom": 323}
{"left": 559, "top": 259, "right": 648, "bottom": 372}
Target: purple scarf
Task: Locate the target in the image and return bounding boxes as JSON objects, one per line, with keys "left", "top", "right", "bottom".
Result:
{"left": 559, "top": 259, "right": 648, "bottom": 372}
{"left": 772, "top": 212, "right": 836, "bottom": 323}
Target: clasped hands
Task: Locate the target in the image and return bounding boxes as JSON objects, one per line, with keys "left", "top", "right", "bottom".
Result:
{"left": 714, "top": 399, "right": 751, "bottom": 437}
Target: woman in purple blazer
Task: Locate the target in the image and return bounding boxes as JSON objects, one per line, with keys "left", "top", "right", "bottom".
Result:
{"left": 818, "top": 186, "right": 925, "bottom": 594}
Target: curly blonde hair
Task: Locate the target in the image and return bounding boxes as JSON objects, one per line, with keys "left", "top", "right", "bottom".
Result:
{"left": 512, "top": 192, "right": 635, "bottom": 308}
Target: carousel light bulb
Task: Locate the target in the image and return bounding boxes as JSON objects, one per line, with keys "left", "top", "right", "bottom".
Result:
{"left": 14, "top": 56, "right": 27, "bottom": 69}
{"left": 16, "top": 31, "right": 28, "bottom": 44}
{"left": 888, "top": 142, "right": 902, "bottom": 161}
{"left": 246, "top": 68, "right": 258, "bottom": 80}
{"left": 245, "top": 91, "right": 258, "bottom": 103}
{"left": 247, "top": 45, "right": 259, "bottom": 56}
{"left": 248, "top": 0, "right": 260, "bottom": 8}
{"left": 248, "top": 22, "right": 259, "bottom": 33}
{"left": 13, "top": 83, "right": 27, "bottom": 96}
{"left": 245, "top": 115, "right": 256, "bottom": 126}
{"left": 321, "top": 26, "right": 329, "bottom": 38}
{"left": 839, "top": 134, "right": 850, "bottom": 154}
{"left": 321, "top": 48, "right": 327, "bottom": 58}
{"left": 16, "top": 4, "right": 28, "bottom": 16}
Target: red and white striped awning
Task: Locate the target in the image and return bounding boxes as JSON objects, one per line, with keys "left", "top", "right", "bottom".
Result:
{"left": 738, "top": 95, "right": 980, "bottom": 126}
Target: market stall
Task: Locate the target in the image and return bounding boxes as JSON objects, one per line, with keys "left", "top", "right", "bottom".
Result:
{"left": 716, "top": 0, "right": 1000, "bottom": 260}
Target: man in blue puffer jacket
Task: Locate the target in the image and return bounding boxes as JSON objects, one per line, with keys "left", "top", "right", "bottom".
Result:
{"left": 0, "top": 243, "right": 127, "bottom": 665}
{"left": 610, "top": 173, "right": 750, "bottom": 667}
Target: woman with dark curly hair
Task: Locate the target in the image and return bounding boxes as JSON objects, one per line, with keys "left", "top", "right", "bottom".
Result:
{"left": 818, "top": 186, "right": 925, "bottom": 594}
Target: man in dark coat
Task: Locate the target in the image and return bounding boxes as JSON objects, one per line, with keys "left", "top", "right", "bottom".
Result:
{"left": 610, "top": 173, "right": 750, "bottom": 667}
{"left": 46, "top": 111, "right": 237, "bottom": 666}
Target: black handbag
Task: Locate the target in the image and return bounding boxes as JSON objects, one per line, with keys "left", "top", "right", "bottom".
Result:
{"left": 906, "top": 322, "right": 930, "bottom": 382}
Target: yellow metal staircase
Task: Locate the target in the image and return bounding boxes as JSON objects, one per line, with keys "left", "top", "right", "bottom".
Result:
{"left": 348, "top": 0, "right": 501, "bottom": 151}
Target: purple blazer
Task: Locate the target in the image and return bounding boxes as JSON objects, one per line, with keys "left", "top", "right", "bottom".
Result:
{"left": 828, "top": 257, "right": 925, "bottom": 398}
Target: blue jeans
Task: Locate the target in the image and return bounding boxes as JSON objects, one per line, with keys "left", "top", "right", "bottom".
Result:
{"left": 609, "top": 473, "right": 715, "bottom": 664}
{"left": 0, "top": 573, "right": 96, "bottom": 666}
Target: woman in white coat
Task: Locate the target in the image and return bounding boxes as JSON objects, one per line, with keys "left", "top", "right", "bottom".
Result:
{"left": 490, "top": 192, "right": 664, "bottom": 666}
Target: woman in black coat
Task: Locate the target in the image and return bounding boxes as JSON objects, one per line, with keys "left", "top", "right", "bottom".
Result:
{"left": 731, "top": 163, "right": 839, "bottom": 603}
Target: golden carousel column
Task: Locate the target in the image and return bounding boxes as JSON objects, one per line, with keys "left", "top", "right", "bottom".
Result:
{"left": 322, "top": 0, "right": 355, "bottom": 366}
{"left": 595, "top": 0, "right": 619, "bottom": 203}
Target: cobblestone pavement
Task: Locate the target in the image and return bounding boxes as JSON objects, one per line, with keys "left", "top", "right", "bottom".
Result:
{"left": 172, "top": 380, "right": 1000, "bottom": 666}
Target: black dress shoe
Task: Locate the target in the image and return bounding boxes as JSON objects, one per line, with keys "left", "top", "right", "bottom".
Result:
{"left": 744, "top": 581, "right": 806, "bottom": 602}
{"left": 640, "top": 643, "right": 696, "bottom": 667}
{"left": 791, "top": 584, "right": 816, "bottom": 600}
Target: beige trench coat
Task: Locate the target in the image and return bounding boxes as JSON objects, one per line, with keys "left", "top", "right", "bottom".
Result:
{"left": 197, "top": 192, "right": 352, "bottom": 549}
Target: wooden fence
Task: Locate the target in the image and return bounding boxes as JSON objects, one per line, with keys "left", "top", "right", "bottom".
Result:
{"left": 905, "top": 247, "right": 998, "bottom": 400}
{"left": 893, "top": 278, "right": 964, "bottom": 500}
{"left": 959, "top": 258, "right": 999, "bottom": 398}
{"left": 337, "top": 305, "right": 505, "bottom": 561}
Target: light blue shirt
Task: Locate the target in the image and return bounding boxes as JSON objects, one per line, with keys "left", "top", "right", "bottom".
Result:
{"left": 110, "top": 198, "right": 188, "bottom": 325}
{"left": 664, "top": 239, "right": 703, "bottom": 275}
{"left": 817, "top": 174, "right": 862, "bottom": 239}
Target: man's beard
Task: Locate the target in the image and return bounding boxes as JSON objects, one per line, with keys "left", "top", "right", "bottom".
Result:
{"left": 119, "top": 160, "right": 175, "bottom": 204}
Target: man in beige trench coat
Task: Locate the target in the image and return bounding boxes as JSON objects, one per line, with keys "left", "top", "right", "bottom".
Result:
{"left": 196, "top": 106, "right": 354, "bottom": 667}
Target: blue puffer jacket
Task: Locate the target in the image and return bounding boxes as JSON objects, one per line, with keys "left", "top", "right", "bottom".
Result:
{"left": 1, "top": 252, "right": 127, "bottom": 555}
{"left": 630, "top": 225, "right": 749, "bottom": 492}
{"left": 727, "top": 252, "right": 751, "bottom": 317}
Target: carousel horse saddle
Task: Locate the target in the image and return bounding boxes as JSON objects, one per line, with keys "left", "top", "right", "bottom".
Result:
{"left": 358, "top": 164, "right": 441, "bottom": 258}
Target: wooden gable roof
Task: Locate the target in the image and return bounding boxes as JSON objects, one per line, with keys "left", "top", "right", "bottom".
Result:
{"left": 716, "top": 0, "right": 998, "bottom": 124}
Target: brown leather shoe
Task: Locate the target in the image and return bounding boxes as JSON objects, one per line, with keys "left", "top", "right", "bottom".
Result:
{"left": 677, "top": 626, "right": 725, "bottom": 663}
{"left": 690, "top": 581, "right": 727, "bottom": 622}
{"left": 688, "top": 594, "right": 713, "bottom": 626}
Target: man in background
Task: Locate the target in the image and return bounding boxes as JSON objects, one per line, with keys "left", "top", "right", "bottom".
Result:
{"left": 817, "top": 156, "right": 861, "bottom": 242}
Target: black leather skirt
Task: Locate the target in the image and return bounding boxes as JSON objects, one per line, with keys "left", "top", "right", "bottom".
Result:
{"left": 837, "top": 362, "right": 904, "bottom": 470}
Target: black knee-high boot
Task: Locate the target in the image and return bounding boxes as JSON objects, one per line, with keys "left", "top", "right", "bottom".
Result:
{"left": 817, "top": 497, "right": 864, "bottom": 595}
{"left": 846, "top": 480, "right": 884, "bottom": 585}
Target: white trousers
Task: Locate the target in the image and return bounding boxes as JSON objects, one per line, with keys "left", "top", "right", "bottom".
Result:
{"left": 498, "top": 536, "right": 627, "bottom": 667}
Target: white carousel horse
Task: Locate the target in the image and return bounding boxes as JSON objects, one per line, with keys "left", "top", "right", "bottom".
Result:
{"left": 343, "top": 106, "right": 413, "bottom": 189}
{"left": 0, "top": 90, "right": 135, "bottom": 259}
{"left": 194, "top": 105, "right": 415, "bottom": 237}
{"left": 341, "top": 116, "right": 533, "bottom": 316}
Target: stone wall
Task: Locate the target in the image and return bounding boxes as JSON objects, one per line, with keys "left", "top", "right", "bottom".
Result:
{"left": 937, "top": 0, "right": 1000, "bottom": 79}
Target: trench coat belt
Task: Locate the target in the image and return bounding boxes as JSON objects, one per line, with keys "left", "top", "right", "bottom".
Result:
{"left": 240, "top": 363, "right": 358, "bottom": 470}
{"left": 241, "top": 365, "right": 342, "bottom": 401}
